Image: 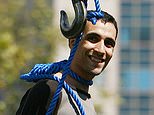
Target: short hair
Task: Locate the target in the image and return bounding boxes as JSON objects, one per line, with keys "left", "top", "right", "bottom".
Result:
{"left": 87, "top": 10, "right": 118, "bottom": 38}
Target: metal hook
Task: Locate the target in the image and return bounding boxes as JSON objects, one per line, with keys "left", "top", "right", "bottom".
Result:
{"left": 60, "top": 0, "right": 87, "bottom": 39}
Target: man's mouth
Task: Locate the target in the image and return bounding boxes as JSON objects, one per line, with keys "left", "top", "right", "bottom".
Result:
{"left": 89, "top": 55, "right": 104, "bottom": 63}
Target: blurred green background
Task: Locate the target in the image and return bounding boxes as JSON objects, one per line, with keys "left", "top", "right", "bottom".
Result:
{"left": 0, "top": 0, "right": 62, "bottom": 114}
{"left": 2, "top": 0, "right": 154, "bottom": 115}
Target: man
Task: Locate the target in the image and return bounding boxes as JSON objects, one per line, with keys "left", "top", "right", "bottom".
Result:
{"left": 16, "top": 11, "right": 118, "bottom": 115}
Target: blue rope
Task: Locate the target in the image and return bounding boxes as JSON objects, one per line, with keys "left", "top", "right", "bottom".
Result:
{"left": 20, "top": 0, "right": 105, "bottom": 115}
{"left": 21, "top": 35, "right": 87, "bottom": 115}
{"left": 86, "top": 0, "right": 104, "bottom": 25}
{"left": 95, "top": 0, "right": 101, "bottom": 12}
{"left": 21, "top": 59, "right": 92, "bottom": 86}
{"left": 68, "top": 69, "right": 93, "bottom": 85}
{"left": 46, "top": 35, "right": 84, "bottom": 114}
{"left": 21, "top": 74, "right": 86, "bottom": 115}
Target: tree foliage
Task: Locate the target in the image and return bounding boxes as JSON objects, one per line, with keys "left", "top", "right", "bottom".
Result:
{"left": 0, "top": 0, "right": 61, "bottom": 114}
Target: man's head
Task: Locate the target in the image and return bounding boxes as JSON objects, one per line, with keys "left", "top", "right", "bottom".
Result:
{"left": 69, "top": 11, "right": 118, "bottom": 80}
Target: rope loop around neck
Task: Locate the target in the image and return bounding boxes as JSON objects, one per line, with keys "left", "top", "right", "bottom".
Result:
{"left": 20, "top": 0, "right": 105, "bottom": 115}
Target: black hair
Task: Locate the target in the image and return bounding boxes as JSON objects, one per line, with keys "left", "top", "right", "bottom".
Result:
{"left": 87, "top": 10, "right": 118, "bottom": 38}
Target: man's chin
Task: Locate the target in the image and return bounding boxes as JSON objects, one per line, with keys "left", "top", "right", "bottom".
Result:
{"left": 91, "top": 69, "right": 103, "bottom": 76}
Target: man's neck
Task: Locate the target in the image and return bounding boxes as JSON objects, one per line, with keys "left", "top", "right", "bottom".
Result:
{"left": 65, "top": 75, "right": 89, "bottom": 93}
{"left": 54, "top": 72, "right": 90, "bottom": 94}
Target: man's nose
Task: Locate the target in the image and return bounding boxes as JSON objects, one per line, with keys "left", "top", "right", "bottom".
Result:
{"left": 94, "top": 41, "right": 105, "bottom": 57}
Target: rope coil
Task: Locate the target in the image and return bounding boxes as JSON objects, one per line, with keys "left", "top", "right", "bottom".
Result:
{"left": 21, "top": 0, "right": 105, "bottom": 114}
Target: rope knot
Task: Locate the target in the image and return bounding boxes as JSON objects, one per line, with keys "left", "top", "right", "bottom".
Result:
{"left": 87, "top": 11, "right": 104, "bottom": 25}
{"left": 20, "top": 0, "right": 105, "bottom": 115}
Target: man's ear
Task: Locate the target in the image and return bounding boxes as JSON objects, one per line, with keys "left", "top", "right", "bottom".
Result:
{"left": 69, "top": 39, "right": 76, "bottom": 49}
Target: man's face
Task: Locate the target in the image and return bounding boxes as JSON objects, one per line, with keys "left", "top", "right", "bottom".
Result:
{"left": 70, "top": 20, "right": 117, "bottom": 80}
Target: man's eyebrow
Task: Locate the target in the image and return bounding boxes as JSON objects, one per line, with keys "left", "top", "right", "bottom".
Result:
{"left": 85, "top": 32, "right": 115, "bottom": 41}
{"left": 85, "top": 32, "right": 100, "bottom": 38}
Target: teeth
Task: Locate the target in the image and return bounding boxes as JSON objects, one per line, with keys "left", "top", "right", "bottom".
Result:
{"left": 91, "top": 56, "right": 102, "bottom": 63}
{"left": 89, "top": 51, "right": 93, "bottom": 56}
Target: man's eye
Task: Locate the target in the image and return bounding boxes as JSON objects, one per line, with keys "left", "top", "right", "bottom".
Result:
{"left": 104, "top": 38, "right": 115, "bottom": 48}
{"left": 86, "top": 36, "right": 99, "bottom": 43}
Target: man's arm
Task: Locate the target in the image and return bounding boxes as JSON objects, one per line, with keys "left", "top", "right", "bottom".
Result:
{"left": 16, "top": 79, "right": 62, "bottom": 115}
{"left": 16, "top": 80, "right": 50, "bottom": 115}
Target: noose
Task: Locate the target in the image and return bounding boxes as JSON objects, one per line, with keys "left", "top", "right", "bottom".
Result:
{"left": 20, "top": 0, "right": 104, "bottom": 115}
{"left": 45, "top": 34, "right": 86, "bottom": 115}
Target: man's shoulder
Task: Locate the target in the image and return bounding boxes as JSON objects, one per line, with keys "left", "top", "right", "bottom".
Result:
{"left": 30, "top": 79, "right": 59, "bottom": 95}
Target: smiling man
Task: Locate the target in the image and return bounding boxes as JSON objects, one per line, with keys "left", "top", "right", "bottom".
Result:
{"left": 16, "top": 11, "right": 118, "bottom": 115}
{"left": 70, "top": 18, "right": 117, "bottom": 80}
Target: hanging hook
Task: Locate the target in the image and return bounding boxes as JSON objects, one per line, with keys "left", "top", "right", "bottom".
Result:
{"left": 60, "top": 0, "right": 87, "bottom": 39}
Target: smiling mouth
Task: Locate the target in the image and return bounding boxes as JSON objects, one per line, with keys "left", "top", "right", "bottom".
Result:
{"left": 89, "top": 55, "right": 104, "bottom": 63}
